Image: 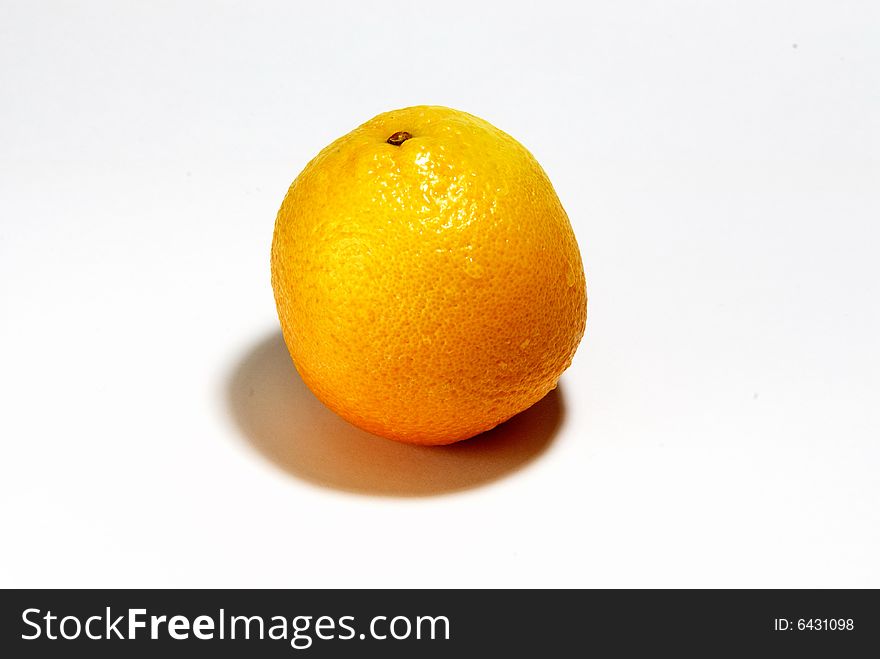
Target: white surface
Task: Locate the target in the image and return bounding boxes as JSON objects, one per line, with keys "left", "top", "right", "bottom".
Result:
{"left": 1, "top": 0, "right": 878, "bottom": 588}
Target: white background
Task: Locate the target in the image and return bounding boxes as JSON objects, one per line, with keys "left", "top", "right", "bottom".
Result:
{"left": 2, "top": 1, "right": 878, "bottom": 588}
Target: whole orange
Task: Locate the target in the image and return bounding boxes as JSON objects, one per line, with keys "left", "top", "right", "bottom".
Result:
{"left": 271, "top": 106, "right": 587, "bottom": 445}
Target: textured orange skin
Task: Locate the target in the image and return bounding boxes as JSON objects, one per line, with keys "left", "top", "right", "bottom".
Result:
{"left": 271, "top": 106, "right": 587, "bottom": 445}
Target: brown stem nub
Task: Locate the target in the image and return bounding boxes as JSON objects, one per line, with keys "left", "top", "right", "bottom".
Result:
{"left": 387, "top": 131, "right": 413, "bottom": 146}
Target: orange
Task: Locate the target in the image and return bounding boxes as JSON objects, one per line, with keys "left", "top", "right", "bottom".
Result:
{"left": 271, "top": 106, "right": 587, "bottom": 445}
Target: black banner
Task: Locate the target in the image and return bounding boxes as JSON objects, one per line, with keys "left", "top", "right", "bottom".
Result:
{"left": 1, "top": 589, "right": 877, "bottom": 656}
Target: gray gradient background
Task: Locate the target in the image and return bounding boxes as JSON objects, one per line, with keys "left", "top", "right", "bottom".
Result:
{"left": 1, "top": 0, "right": 878, "bottom": 587}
